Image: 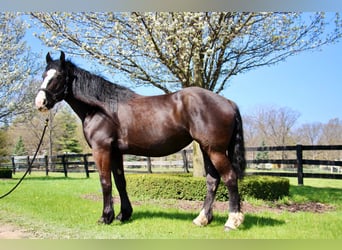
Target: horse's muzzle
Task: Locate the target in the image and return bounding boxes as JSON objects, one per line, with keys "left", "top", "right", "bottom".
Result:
{"left": 35, "top": 91, "right": 49, "bottom": 112}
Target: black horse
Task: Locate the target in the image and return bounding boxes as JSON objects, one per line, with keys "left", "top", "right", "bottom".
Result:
{"left": 35, "top": 52, "right": 246, "bottom": 231}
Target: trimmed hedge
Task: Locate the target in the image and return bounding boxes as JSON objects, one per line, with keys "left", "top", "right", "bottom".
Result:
{"left": 126, "top": 174, "right": 289, "bottom": 201}
{"left": 0, "top": 168, "right": 12, "bottom": 179}
{"left": 239, "top": 175, "right": 289, "bottom": 200}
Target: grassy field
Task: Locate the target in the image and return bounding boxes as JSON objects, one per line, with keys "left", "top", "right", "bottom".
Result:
{"left": 0, "top": 172, "right": 342, "bottom": 239}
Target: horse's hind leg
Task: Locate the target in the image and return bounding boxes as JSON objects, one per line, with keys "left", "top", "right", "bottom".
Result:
{"left": 208, "top": 151, "right": 244, "bottom": 231}
{"left": 111, "top": 150, "right": 133, "bottom": 222}
{"left": 193, "top": 150, "right": 220, "bottom": 226}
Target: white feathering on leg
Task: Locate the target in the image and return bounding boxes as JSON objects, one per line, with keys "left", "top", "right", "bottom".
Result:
{"left": 224, "top": 212, "right": 244, "bottom": 231}
{"left": 193, "top": 209, "right": 209, "bottom": 226}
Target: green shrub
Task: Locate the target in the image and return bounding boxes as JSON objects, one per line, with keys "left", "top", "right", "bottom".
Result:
{"left": 239, "top": 175, "right": 289, "bottom": 200}
{"left": 126, "top": 174, "right": 289, "bottom": 201}
{"left": 0, "top": 168, "right": 12, "bottom": 178}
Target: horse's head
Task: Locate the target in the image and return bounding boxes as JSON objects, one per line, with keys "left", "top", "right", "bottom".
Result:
{"left": 35, "top": 51, "right": 70, "bottom": 112}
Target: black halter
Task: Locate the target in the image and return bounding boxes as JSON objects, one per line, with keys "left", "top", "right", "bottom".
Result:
{"left": 38, "top": 83, "right": 69, "bottom": 103}
{"left": 38, "top": 70, "right": 75, "bottom": 104}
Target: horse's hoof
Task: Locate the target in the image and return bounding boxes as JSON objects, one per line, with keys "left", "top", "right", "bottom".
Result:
{"left": 116, "top": 211, "right": 132, "bottom": 222}
{"left": 98, "top": 212, "right": 115, "bottom": 224}
{"left": 193, "top": 209, "right": 209, "bottom": 226}
{"left": 224, "top": 212, "right": 244, "bottom": 230}
{"left": 97, "top": 217, "right": 106, "bottom": 224}
{"left": 98, "top": 217, "right": 113, "bottom": 224}
{"left": 224, "top": 226, "right": 234, "bottom": 232}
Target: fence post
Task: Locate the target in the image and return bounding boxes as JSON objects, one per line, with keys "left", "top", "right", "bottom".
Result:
{"left": 146, "top": 157, "right": 152, "bottom": 173}
{"left": 296, "top": 144, "right": 304, "bottom": 185}
{"left": 11, "top": 156, "right": 15, "bottom": 175}
{"left": 27, "top": 156, "right": 31, "bottom": 174}
{"left": 83, "top": 154, "right": 90, "bottom": 178}
{"left": 44, "top": 155, "right": 49, "bottom": 176}
{"left": 61, "top": 155, "right": 68, "bottom": 177}
{"left": 181, "top": 150, "right": 189, "bottom": 173}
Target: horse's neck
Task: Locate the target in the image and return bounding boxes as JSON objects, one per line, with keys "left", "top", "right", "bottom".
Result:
{"left": 65, "top": 96, "right": 93, "bottom": 122}
{"left": 65, "top": 69, "right": 138, "bottom": 121}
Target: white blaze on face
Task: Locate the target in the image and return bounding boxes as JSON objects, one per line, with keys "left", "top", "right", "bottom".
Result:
{"left": 35, "top": 69, "right": 57, "bottom": 110}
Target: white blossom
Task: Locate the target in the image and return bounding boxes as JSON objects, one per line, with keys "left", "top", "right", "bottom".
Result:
{"left": 0, "top": 12, "right": 39, "bottom": 123}
{"left": 31, "top": 12, "right": 342, "bottom": 93}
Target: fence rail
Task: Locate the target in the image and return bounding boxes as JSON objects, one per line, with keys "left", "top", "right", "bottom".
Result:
{"left": 2, "top": 145, "right": 342, "bottom": 185}
{"left": 246, "top": 144, "right": 342, "bottom": 185}
{"left": 2, "top": 149, "right": 192, "bottom": 178}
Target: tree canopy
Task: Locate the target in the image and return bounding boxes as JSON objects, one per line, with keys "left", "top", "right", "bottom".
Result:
{"left": 0, "top": 13, "right": 39, "bottom": 124}
{"left": 13, "top": 136, "right": 27, "bottom": 155}
{"left": 31, "top": 12, "right": 342, "bottom": 93}
{"left": 54, "top": 107, "right": 83, "bottom": 154}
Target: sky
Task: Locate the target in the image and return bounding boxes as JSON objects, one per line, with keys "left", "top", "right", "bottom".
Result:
{"left": 25, "top": 15, "right": 342, "bottom": 126}
{"left": 224, "top": 41, "right": 342, "bottom": 125}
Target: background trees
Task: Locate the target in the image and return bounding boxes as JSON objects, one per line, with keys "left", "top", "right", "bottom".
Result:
{"left": 247, "top": 106, "right": 300, "bottom": 147}
{"left": 0, "top": 13, "right": 41, "bottom": 158}
{"left": 53, "top": 107, "right": 83, "bottom": 154}
{"left": 7, "top": 105, "right": 87, "bottom": 157}
{"left": 243, "top": 105, "right": 342, "bottom": 148}
{"left": 0, "top": 13, "right": 39, "bottom": 124}
{"left": 0, "top": 129, "right": 8, "bottom": 156}
{"left": 295, "top": 123, "right": 323, "bottom": 146}
{"left": 13, "top": 136, "right": 27, "bottom": 156}
{"left": 0, "top": 13, "right": 87, "bottom": 159}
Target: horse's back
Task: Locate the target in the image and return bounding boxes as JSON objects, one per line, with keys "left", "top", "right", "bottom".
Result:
{"left": 178, "top": 87, "right": 237, "bottom": 118}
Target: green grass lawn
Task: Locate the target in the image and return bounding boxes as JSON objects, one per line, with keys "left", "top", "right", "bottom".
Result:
{"left": 0, "top": 172, "right": 341, "bottom": 239}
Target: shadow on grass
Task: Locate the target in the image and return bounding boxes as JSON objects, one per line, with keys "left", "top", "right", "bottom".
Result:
{"left": 130, "top": 210, "right": 285, "bottom": 229}
{"left": 11, "top": 175, "right": 89, "bottom": 181}
{"left": 128, "top": 210, "right": 197, "bottom": 224}
{"left": 290, "top": 185, "right": 342, "bottom": 204}
{"left": 211, "top": 213, "right": 285, "bottom": 230}
{"left": 240, "top": 214, "right": 285, "bottom": 230}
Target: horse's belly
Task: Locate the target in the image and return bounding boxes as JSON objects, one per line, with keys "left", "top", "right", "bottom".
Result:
{"left": 118, "top": 134, "right": 192, "bottom": 157}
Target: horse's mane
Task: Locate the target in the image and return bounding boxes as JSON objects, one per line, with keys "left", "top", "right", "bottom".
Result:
{"left": 66, "top": 60, "right": 136, "bottom": 112}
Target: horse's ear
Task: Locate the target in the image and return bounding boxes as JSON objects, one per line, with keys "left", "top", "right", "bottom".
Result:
{"left": 60, "top": 51, "right": 65, "bottom": 64}
{"left": 46, "top": 52, "right": 52, "bottom": 63}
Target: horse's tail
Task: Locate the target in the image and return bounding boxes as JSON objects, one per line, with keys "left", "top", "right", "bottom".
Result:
{"left": 229, "top": 104, "right": 246, "bottom": 179}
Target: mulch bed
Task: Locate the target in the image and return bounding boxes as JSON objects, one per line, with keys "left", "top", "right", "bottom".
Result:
{"left": 82, "top": 194, "right": 335, "bottom": 214}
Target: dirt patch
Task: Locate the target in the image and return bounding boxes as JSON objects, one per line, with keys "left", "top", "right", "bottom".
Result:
{"left": 0, "top": 224, "right": 34, "bottom": 239}
{"left": 82, "top": 194, "right": 335, "bottom": 214}
{"left": 273, "top": 202, "right": 335, "bottom": 213}
{"left": 151, "top": 199, "right": 335, "bottom": 214}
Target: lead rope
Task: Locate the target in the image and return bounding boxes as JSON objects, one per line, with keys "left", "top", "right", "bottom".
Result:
{"left": 0, "top": 118, "right": 49, "bottom": 199}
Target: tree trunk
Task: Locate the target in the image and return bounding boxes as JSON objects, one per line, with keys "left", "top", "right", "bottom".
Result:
{"left": 191, "top": 31, "right": 206, "bottom": 177}
{"left": 192, "top": 141, "right": 205, "bottom": 177}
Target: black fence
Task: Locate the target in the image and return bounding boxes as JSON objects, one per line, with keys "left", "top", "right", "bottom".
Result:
{"left": 4, "top": 149, "right": 192, "bottom": 178}
{"left": 246, "top": 144, "right": 342, "bottom": 185}
{"left": 2, "top": 145, "right": 342, "bottom": 185}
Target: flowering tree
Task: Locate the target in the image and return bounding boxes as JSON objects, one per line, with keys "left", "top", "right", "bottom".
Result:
{"left": 31, "top": 12, "right": 342, "bottom": 176}
{"left": 31, "top": 12, "right": 342, "bottom": 93}
{"left": 0, "top": 13, "right": 39, "bottom": 124}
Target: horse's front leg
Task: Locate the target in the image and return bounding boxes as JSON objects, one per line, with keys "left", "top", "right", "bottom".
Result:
{"left": 93, "top": 149, "right": 115, "bottom": 224}
{"left": 112, "top": 150, "right": 133, "bottom": 222}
